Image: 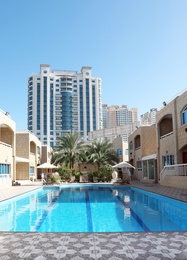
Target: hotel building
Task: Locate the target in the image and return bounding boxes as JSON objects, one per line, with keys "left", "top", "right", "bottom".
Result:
{"left": 28, "top": 64, "right": 102, "bottom": 146}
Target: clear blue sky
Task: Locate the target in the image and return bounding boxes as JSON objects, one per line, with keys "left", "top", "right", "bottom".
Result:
{"left": 1, "top": 0, "right": 187, "bottom": 130}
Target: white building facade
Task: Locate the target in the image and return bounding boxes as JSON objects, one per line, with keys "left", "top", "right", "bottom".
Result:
{"left": 28, "top": 64, "right": 102, "bottom": 146}
{"left": 140, "top": 108, "right": 158, "bottom": 125}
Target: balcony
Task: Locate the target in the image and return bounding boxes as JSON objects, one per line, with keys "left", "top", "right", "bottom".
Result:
{"left": 0, "top": 141, "right": 12, "bottom": 148}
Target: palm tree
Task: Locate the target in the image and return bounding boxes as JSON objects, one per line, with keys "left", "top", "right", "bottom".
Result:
{"left": 83, "top": 139, "right": 119, "bottom": 171}
{"left": 52, "top": 131, "right": 84, "bottom": 174}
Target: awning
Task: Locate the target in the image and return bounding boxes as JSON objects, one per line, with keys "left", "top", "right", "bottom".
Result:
{"left": 15, "top": 156, "right": 29, "bottom": 163}
{"left": 142, "top": 154, "right": 157, "bottom": 161}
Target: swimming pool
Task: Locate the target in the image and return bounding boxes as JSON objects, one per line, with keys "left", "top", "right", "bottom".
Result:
{"left": 0, "top": 184, "right": 187, "bottom": 232}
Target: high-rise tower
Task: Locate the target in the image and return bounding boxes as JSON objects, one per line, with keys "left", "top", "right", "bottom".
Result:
{"left": 102, "top": 104, "right": 138, "bottom": 128}
{"left": 28, "top": 64, "right": 102, "bottom": 146}
{"left": 140, "top": 108, "right": 157, "bottom": 125}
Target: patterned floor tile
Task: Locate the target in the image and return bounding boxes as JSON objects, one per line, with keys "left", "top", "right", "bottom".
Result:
{"left": 127, "top": 244, "right": 172, "bottom": 259}
{"left": 93, "top": 247, "right": 115, "bottom": 259}
{"left": 0, "top": 253, "right": 25, "bottom": 260}
{"left": 59, "top": 234, "right": 96, "bottom": 259}
{"left": 113, "top": 247, "right": 134, "bottom": 259}
{"left": 94, "top": 233, "right": 124, "bottom": 251}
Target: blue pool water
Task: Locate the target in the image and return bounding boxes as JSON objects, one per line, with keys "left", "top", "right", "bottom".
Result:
{"left": 0, "top": 184, "right": 187, "bottom": 232}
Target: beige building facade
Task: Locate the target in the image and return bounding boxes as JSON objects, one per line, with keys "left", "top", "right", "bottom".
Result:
{"left": 156, "top": 89, "right": 187, "bottom": 188}
{"left": 0, "top": 109, "right": 16, "bottom": 186}
{"left": 112, "top": 137, "right": 129, "bottom": 162}
{"left": 129, "top": 88, "right": 187, "bottom": 188}
{"left": 16, "top": 131, "right": 42, "bottom": 181}
{"left": 128, "top": 124, "right": 157, "bottom": 181}
{"left": 0, "top": 109, "right": 53, "bottom": 187}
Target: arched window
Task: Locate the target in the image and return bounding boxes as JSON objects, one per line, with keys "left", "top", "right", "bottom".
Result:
{"left": 135, "top": 135, "right": 141, "bottom": 149}
{"left": 182, "top": 106, "right": 187, "bottom": 125}
{"left": 159, "top": 115, "right": 173, "bottom": 138}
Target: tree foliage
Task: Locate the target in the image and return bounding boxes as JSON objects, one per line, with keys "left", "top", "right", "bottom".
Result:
{"left": 82, "top": 139, "right": 119, "bottom": 170}
{"left": 52, "top": 132, "right": 119, "bottom": 175}
{"left": 52, "top": 131, "right": 84, "bottom": 173}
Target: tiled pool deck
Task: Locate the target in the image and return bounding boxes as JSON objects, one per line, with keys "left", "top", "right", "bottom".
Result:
{"left": 0, "top": 181, "right": 187, "bottom": 259}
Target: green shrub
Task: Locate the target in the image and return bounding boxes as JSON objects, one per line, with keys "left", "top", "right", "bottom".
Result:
{"left": 87, "top": 172, "right": 93, "bottom": 182}
{"left": 50, "top": 175, "right": 56, "bottom": 183}
{"left": 99, "top": 165, "right": 113, "bottom": 182}
{"left": 56, "top": 167, "right": 71, "bottom": 182}
{"left": 75, "top": 171, "right": 82, "bottom": 182}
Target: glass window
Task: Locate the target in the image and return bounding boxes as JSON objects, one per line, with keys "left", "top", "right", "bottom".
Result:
{"left": 117, "top": 149, "right": 121, "bottom": 155}
{"left": 136, "top": 161, "right": 142, "bottom": 170}
{"left": 182, "top": 106, "right": 187, "bottom": 124}
{"left": 30, "top": 167, "right": 34, "bottom": 176}
{"left": 163, "top": 155, "right": 174, "bottom": 166}
{"left": 129, "top": 142, "right": 133, "bottom": 150}
{"left": 143, "top": 161, "right": 148, "bottom": 178}
{"left": 37, "top": 146, "right": 40, "bottom": 155}
{"left": 0, "top": 164, "right": 10, "bottom": 174}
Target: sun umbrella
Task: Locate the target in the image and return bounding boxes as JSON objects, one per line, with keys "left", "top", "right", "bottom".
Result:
{"left": 37, "top": 162, "right": 57, "bottom": 169}
{"left": 37, "top": 162, "right": 57, "bottom": 179}
{"left": 112, "top": 161, "right": 136, "bottom": 169}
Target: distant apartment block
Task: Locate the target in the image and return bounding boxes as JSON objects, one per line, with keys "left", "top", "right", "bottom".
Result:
{"left": 102, "top": 104, "right": 138, "bottom": 128}
{"left": 140, "top": 108, "right": 158, "bottom": 125}
{"left": 28, "top": 64, "right": 102, "bottom": 146}
{"left": 102, "top": 104, "right": 108, "bottom": 129}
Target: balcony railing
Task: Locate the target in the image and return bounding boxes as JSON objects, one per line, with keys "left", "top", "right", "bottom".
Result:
{"left": 160, "top": 163, "right": 187, "bottom": 182}
{"left": 0, "top": 141, "right": 12, "bottom": 148}
{"left": 160, "top": 131, "right": 173, "bottom": 139}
